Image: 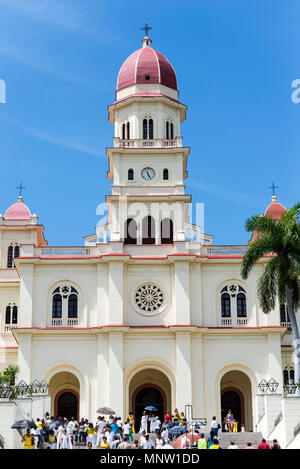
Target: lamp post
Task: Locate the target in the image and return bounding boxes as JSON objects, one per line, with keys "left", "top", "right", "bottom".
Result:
{"left": 284, "top": 379, "right": 298, "bottom": 395}
{"left": 258, "top": 379, "right": 269, "bottom": 393}
{"left": 268, "top": 378, "right": 279, "bottom": 393}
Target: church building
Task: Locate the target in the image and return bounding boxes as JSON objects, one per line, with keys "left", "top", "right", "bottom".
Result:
{"left": 0, "top": 31, "right": 294, "bottom": 431}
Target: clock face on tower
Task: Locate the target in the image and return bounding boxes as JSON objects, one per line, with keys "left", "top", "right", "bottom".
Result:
{"left": 141, "top": 167, "right": 156, "bottom": 181}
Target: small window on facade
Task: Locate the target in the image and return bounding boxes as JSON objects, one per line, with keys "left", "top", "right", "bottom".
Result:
{"left": 127, "top": 122, "right": 130, "bottom": 140}
{"left": 166, "top": 121, "right": 169, "bottom": 139}
{"left": 149, "top": 119, "right": 154, "bottom": 139}
{"left": 142, "top": 216, "right": 155, "bottom": 244}
{"left": 283, "top": 369, "right": 289, "bottom": 384}
{"left": 7, "top": 246, "right": 14, "bottom": 268}
{"left": 143, "top": 119, "right": 148, "bottom": 140}
{"left": 170, "top": 123, "right": 174, "bottom": 140}
{"left": 163, "top": 168, "right": 169, "bottom": 180}
{"left": 14, "top": 246, "right": 20, "bottom": 258}
{"left": 52, "top": 294, "right": 62, "bottom": 318}
{"left": 237, "top": 293, "right": 247, "bottom": 317}
{"left": 290, "top": 369, "right": 295, "bottom": 381}
{"left": 5, "top": 306, "right": 11, "bottom": 325}
{"left": 122, "top": 123, "right": 126, "bottom": 140}
{"left": 128, "top": 169, "right": 134, "bottom": 181}
{"left": 145, "top": 75, "right": 150, "bottom": 80}
{"left": 68, "top": 294, "right": 78, "bottom": 318}
{"left": 221, "top": 293, "right": 231, "bottom": 317}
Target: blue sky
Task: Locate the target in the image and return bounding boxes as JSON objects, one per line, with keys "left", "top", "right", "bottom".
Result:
{"left": 0, "top": 0, "right": 299, "bottom": 245}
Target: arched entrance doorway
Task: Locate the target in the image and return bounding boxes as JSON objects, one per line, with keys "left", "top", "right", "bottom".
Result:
{"left": 56, "top": 391, "right": 78, "bottom": 421}
{"left": 129, "top": 368, "right": 171, "bottom": 432}
{"left": 49, "top": 371, "right": 80, "bottom": 420}
{"left": 221, "top": 389, "right": 243, "bottom": 430}
{"left": 133, "top": 386, "right": 165, "bottom": 432}
{"left": 220, "top": 370, "right": 253, "bottom": 431}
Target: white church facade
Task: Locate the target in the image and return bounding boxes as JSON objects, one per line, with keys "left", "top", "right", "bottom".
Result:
{"left": 0, "top": 33, "right": 296, "bottom": 434}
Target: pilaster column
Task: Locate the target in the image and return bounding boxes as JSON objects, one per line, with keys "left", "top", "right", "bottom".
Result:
{"left": 19, "top": 264, "right": 34, "bottom": 326}
{"left": 97, "top": 264, "right": 108, "bottom": 325}
{"left": 267, "top": 334, "right": 283, "bottom": 394}
{"left": 175, "top": 332, "right": 192, "bottom": 412}
{"left": 108, "top": 262, "right": 123, "bottom": 325}
{"left": 174, "top": 261, "right": 190, "bottom": 324}
{"left": 96, "top": 334, "right": 108, "bottom": 408}
{"left": 17, "top": 334, "right": 32, "bottom": 384}
{"left": 108, "top": 332, "right": 124, "bottom": 417}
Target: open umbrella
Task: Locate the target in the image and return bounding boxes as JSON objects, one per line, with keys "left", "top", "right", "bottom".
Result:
{"left": 11, "top": 419, "right": 36, "bottom": 430}
{"left": 173, "top": 433, "right": 200, "bottom": 449}
{"left": 96, "top": 407, "right": 115, "bottom": 415}
{"left": 168, "top": 425, "right": 187, "bottom": 436}
{"left": 144, "top": 406, "right": 158, "bottom": 411}
{"left": 46, "top": 420, "right": 62, "bottom": 431}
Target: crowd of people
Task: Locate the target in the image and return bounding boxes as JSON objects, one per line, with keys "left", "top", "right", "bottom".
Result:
{"left": 21, "top": 408, "right": 186, "bottom": 450}
{"left": 20, "top": 408, "right": 281, "bottom": 450}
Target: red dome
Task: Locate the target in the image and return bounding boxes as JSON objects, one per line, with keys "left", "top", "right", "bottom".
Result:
{"left": 4, "top": 197, "right": 31, "bottom": 220}
{"left": 117, "top": 44, "right": 177, "bottom": 91}
{"left": 265, "top": 196, "right": 286, "bottom": 220}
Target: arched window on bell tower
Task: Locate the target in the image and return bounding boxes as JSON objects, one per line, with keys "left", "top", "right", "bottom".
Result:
{"left": 161, "top": 218, "right": 173, "bottom": 244}
{"left": 142, "top": 216, "right": 155, "bottom": 244}
{"left": 142, "top": 117, "right": 154, "bottom": 140}
{"left": 163, "top": 168, "right": 169, "bottom": 180}
{"left": 128, "top": 168, "right": 134, "bottom": 181}
{"left": 121, "top": 121, "right": 130, "bottom": 140}
{"left": 124, "top": 218, "right": 137, "bottom": 244}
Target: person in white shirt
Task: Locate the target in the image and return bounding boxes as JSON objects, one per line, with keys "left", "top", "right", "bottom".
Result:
{"left": 210, "top": 416, "right": 220, "bottom": 437}
{"left": 228, "top": 441, "right": 239, "bottom": 449}
{"left": 155, "top": 434, "right": 164, "bottom": 448}
{"left": 149, "top": 414, "right": 156, "bottom": 433}
{"left": 105, "top": 427, "right": 114, "bottom": 445}
{"left": 140, "top": 412, "right": 148, "bottom": 433}
{"left": 161, "top": 426, "right": 169, "bottom": 443}
{"left": 154, "top": 418, "right": 161, "bottom": 435}
{"left": 116, "top": 418, "right": 123, "bottom": 428}
{"left": 142, "top": 434, "right": 154, "bottom": 449}
{"left": 60, "top": 429, "right": 72, "bottom": 449}
{"left": 56, "top": 423, "right": 65, "bottom": 449}
{"left": 96, "top": 418, "right": 106, "bottom": 447}
{"left": 123, "top": 420, "right": 131, "bottom": 437}
{"left": 138, "top": 430, "right": 146, "bottom": 448}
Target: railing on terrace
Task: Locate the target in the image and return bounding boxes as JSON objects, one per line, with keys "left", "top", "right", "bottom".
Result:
{"left": 51, "top": 318, "right": 78, "bottom": 327}
{"left": 41, "top": 247, "right": 92, "bottom": 257}
{"left": 280, "top": 321, "right": 291, "bottom": 328}
{"left": 202, "top": 245, "right": 248, "bottom": 256}
{"left": 113, "top": 137, "right": 183, "bottom": 148}
{"left": 4, "top": 324, "right": 17, "bottom": 333}
{"left": 221, "top": 317, "right": 248, "bottom": 327}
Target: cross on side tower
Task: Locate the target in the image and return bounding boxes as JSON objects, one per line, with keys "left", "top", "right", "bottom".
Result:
{"left": 16, "top": 181, "right": 25, "bottom": 197}
{"left": 269, "top": 182, "right": 278, "bottom": 196}
{"left": 141, "top": 19, "right": 152, "bottom": 37}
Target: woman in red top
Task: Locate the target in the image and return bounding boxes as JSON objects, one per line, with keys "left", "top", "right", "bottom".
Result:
{"left": 164, "top": 411, "right": 172, "bottom": 424}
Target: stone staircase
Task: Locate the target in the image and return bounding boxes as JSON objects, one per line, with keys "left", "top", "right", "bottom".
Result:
{"left": 218, "top": 432, "right": 264, "bottom": 449}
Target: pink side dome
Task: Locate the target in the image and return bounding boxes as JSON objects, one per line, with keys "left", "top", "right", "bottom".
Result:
{"left": 4, "top": 197, "right": 31, "bottom": 220}
{"left": 117, "top": 44, "right": 177, "bottom": 91}
{"left": 265, "top": 196, "right": 286, "bottom": 220}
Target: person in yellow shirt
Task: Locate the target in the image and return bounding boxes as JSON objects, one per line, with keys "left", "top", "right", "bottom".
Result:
{"left": 128, "top": 412, "right": 135, "bottom": 435}
{"left": 209, "top": 437, "right": 220, "bottom": 449}
{"left": 86, "top": 423, "right": 96, "bottom": 447}
{"left": 100, "top": 436, "right": 110, "bottom": 449}
{"left": 48, "top": 430, "right": 56, "bottom": 449}
{"left": 197, "top": 433, "right": 207, "bottom": 449}
{"left": 233, "top": 420, "right": 238, "bottom": 432}
{"left": 35, "top": 419, "right": 43, "bottom": 430}
{"left": 22, "top": 428, "right": 34, "bottom": 449}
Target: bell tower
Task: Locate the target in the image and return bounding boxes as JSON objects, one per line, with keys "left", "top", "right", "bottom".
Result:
{"left": 86, "top": 29, "right": 212, "bottom": 252}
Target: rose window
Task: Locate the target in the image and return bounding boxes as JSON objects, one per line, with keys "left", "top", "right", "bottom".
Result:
{"left": 134, "top": 283, "right": 164, "bottom": 313}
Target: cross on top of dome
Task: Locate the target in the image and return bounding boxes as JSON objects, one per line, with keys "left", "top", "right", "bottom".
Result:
{"left": 141, "top": 19, "right": 152, "bottom": 38}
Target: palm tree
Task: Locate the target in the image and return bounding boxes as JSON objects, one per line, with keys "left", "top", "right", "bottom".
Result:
{"left": 241, "top": 202, "right": 300, "bottom": 396}
{"left": 3, "top": 364, "right": 19, "bottom": 386}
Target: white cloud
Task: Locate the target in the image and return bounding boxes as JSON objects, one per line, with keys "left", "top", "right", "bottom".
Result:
{"left": 2, "top": 116, "right": 105, "bottom": 158}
